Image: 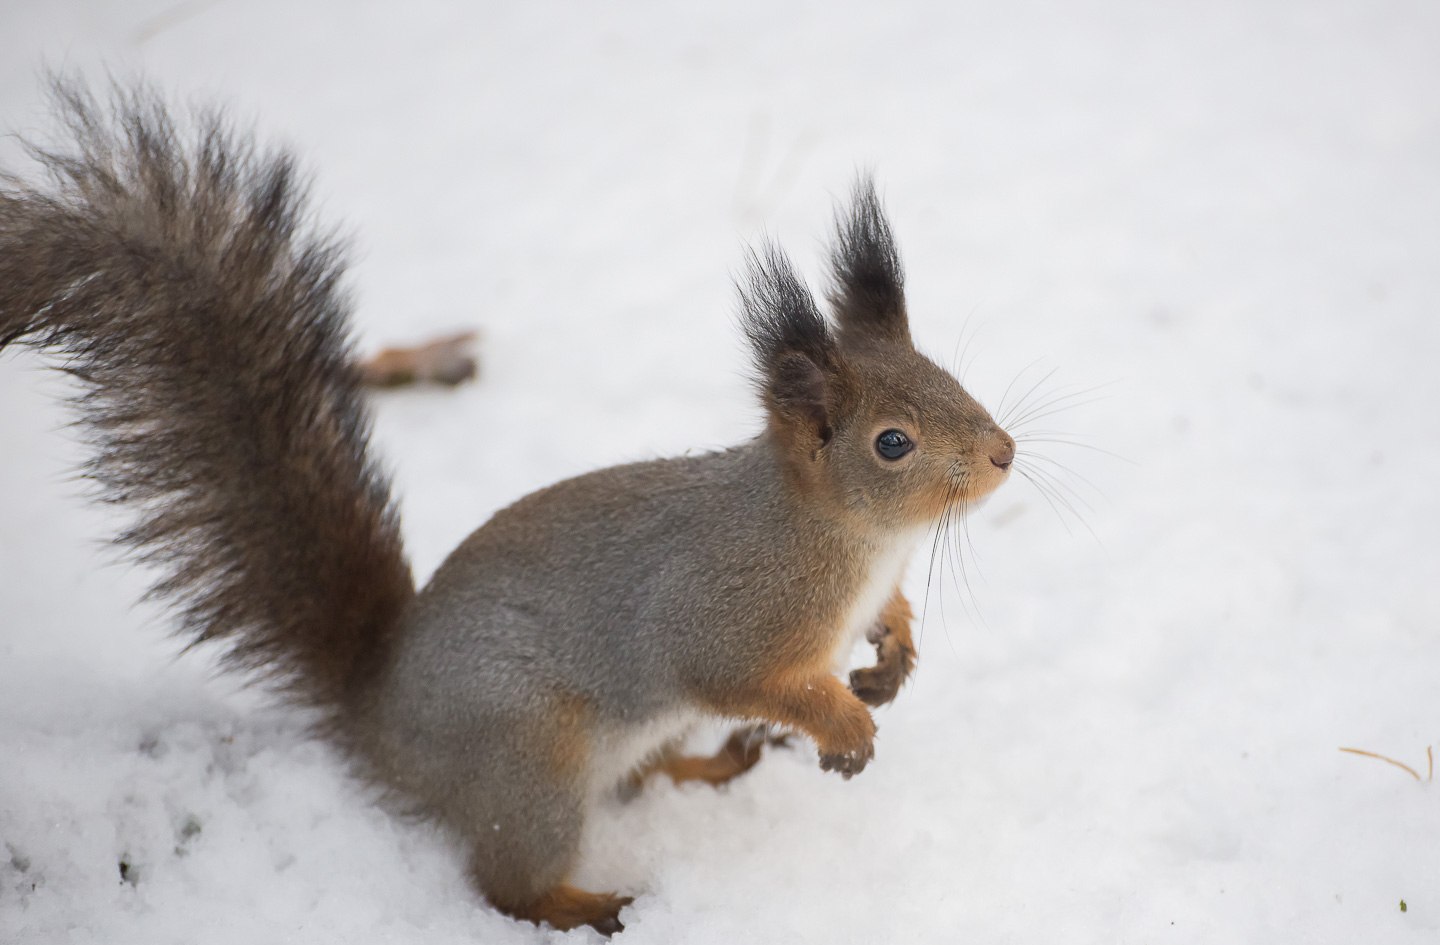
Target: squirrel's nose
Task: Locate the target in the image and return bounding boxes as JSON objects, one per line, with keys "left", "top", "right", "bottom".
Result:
{"left": 989, "top": 438, "right": 1015, "bottom": 471}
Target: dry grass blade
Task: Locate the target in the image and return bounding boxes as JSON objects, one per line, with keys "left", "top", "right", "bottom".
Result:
{"left": 1338, "top": 746, "right": 1433, "bottom": 782}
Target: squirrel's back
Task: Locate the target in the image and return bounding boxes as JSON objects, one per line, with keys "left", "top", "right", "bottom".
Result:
{"left": 382, "top": 442, "right": 803, "bottom": 710}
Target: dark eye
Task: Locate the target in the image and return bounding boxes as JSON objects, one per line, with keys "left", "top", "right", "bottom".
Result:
{"left": 874, "top": 429, "right": 913, "bottom": 460}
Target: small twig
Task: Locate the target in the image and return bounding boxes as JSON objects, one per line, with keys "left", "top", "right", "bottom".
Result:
{"left": 359, "top": 330, "right": 480, "bottom": 388}
{"left": 1338, "top": 747, "right": 1430, "bottom": 782}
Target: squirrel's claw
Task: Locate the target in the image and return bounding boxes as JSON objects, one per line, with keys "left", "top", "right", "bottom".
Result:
{"left": 587, "top": 897, "right": 634, "bottom": 937}
{"left": 818, "top": 741, "right": 874, "bottom": 779}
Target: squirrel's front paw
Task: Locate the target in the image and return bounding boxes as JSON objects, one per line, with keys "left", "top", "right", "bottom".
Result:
{"left": 849, "top": 634, "right": 916, "bottom": 707}
{"left": 815, "top": 697, "right": 877, "bottom": 779}
{"left": 849, "top": 662, "right": 903, "bottom": 707}
{"left": 818, "top": 741, "right": 874, "bottom": 779}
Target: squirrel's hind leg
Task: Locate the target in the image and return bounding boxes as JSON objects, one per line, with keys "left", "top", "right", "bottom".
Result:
{"left": 650, "top": 724, "right": 778, "bottom": 788}
{"left": 463, "top": 783, "right": 633, "bottom": 934}
{"left": 446, "top": 695, "right": 632, "bottom": 935}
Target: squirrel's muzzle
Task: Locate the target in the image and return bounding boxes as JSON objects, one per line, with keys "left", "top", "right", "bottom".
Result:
{"left": 989, "top": 436, "right": 1016, "bottom": 471}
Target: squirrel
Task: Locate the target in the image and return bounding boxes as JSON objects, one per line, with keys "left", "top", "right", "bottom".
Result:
{"left": 0, "top": 81, "right": 1016, "bottom": 935}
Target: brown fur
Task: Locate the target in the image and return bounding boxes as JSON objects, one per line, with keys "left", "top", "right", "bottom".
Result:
{"left": 541, "top": 694, "right": 592, "bottom": 779}
{"left": 706, "top": 670, "right": 878, "bottom": 778}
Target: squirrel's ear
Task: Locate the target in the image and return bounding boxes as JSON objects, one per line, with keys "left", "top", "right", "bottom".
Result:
{"left": 738, "top": 244, "right": 845, "bottom": 444}
{"left": 827, "top": 174, "right": 910, "bottom": 346}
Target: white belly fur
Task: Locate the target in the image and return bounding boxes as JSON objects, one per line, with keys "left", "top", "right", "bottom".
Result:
{"left": 829, "top": 525, "right": 927, "bottom": 673}
{"left": 587, "top": 707, "right": 705, "bottom": 799}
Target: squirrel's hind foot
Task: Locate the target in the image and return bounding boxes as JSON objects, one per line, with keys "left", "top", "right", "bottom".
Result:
{"left": 501, "top": 885, "right": 634, "bottom": 936}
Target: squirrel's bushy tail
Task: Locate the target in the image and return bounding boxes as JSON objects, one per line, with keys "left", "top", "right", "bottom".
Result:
{"left": 0, "top": 79, "right": 414, "bottom": 725}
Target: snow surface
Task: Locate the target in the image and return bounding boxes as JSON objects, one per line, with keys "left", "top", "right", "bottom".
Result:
{"left": 3, "top": 0, "right": 1439, "bottom": 941}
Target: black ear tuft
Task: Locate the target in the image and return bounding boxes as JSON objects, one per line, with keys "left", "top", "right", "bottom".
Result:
{"left": 737, "top": 243, "right": 840, "bottom": 438}
{"left": 827, "top": 174, "right": 909, "bottom": 344}
{"left": 739, "top": 242, "right": 834, "bottom": 373}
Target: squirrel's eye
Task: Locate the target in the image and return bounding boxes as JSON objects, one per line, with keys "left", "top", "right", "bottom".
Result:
{"left": 874, "top": 429, "right": 913, "bottom": 460}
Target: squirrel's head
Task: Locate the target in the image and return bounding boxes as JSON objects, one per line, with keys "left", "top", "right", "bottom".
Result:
{"left": 739, "top": 177, "right": 1014, "bottom": 532}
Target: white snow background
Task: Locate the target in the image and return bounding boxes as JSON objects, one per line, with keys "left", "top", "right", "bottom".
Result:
{"left": 2, "top": 0, "right": 1438, "bottom": 941}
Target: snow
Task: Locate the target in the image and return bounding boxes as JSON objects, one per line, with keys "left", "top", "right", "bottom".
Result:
{"left": 3, "top": 0, "right": 1439, "bottom": 941}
